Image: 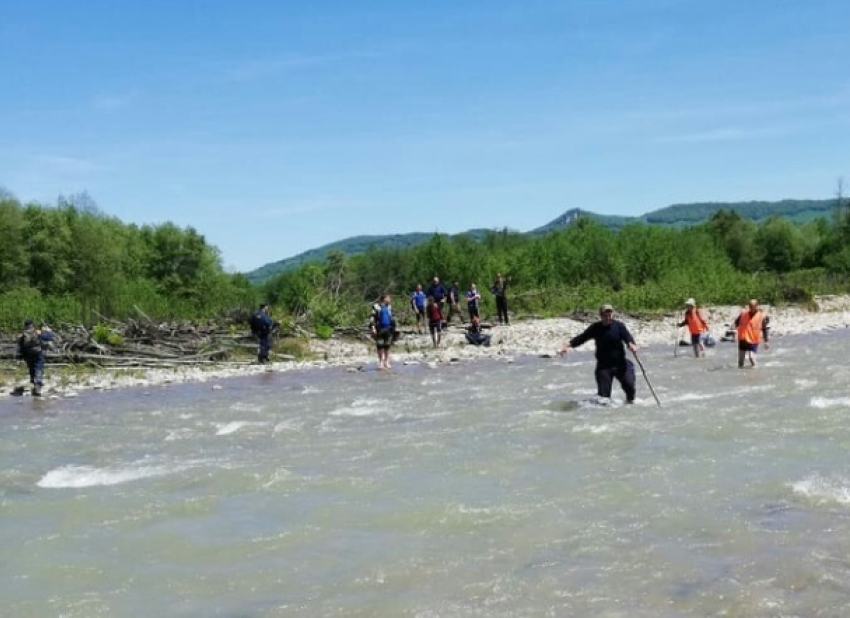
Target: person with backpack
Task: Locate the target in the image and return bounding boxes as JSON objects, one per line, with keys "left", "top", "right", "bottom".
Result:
{"left": 370, "top": 295, "right": 396, "bottom": 370}
{"left": 249, "top": 303, "right": 274, "bottom": 364}
{"left": 678, "top": 298, "right": 710, "bottom": 358}
{"left": 15, "top": 319, "right": 54, "bottom": 396}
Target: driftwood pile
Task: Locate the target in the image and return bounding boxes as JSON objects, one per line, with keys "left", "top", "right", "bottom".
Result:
{"left": 0, "top": 318, "right": 263, "bottom": 369}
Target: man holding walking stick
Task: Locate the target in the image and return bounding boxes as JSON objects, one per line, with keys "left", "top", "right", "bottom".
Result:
{"left": 559, "top": 303, "right": 639, "bottom": 404}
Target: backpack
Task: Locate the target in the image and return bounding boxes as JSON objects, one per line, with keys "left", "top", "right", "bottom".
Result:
{"left": 21, "top": 330, "right": 42, "bottom": 353}
{"left": 378, "top": 305, "right": 392, "bottom": 330}
{"left": 249, "top": 311, "right": 266, "bottom": 336}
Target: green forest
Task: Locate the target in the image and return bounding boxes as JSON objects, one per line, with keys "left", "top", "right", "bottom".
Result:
{"left": 2, "top": 192, "right": 850, "bottom": 334}
{"left": 0, "top": 193, "right": 255, "bottom": 330}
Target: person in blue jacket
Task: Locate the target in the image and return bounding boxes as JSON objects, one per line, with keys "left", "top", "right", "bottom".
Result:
{"left": 559, "top": 304, "right": 638, "bottom": 403}
{"left": 410, "top": 284, "right": 427, "bottom": 334}
{"left": 16, "top": 319, "right": 54, "bottom": 396}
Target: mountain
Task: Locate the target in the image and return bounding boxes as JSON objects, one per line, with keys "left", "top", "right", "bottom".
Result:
{"left": 246, "top": 229, "right": 492, "bottom": 284}
{"left": 246, "top": 198, "right": 840, "bottom": 283}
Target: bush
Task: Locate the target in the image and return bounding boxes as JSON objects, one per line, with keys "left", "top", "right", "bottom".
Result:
{"left": 91, "top": 323, "right": 124, "bottom": 346}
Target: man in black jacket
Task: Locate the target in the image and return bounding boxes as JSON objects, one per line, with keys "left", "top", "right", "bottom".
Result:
{"left": 16, "top": 319, "right": 54, "bottom": 396}
{"left": 559, "top": 304, "right": 638, "bottom": 403}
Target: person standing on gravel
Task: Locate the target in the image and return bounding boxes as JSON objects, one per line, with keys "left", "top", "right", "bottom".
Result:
{"left": 490, "top": 274, "right": 510, "bottom": 325}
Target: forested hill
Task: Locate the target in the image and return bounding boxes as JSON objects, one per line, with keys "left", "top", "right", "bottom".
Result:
{"left": 246, "top": 198, "right": 838, "bottom": 283}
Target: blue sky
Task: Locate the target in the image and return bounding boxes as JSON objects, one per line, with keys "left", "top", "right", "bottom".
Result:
{"left": 2, "top": 0, "right": 849, "bottom": 272}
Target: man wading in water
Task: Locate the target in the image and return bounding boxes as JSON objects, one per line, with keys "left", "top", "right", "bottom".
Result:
{"left": 734, "top": 298, "right": 769, "bottom": 368}
{"left": 559, "top": 304, "right": 638, "bottom": 404}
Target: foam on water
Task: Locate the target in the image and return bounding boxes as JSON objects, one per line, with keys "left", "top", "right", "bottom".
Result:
{"left": 214, "top": 421, "right": 258, "bottom": 435}
{"left": 328, "top": 397, "right": 388, "bottom": 417}
{"left": 809, "top": 396, "right": 850, "bottom": 409}
{"left": 791, "top": 473, "right": 850, "bottom": 505}
{"left": 37, "top": 463, "right": 171, "bottom": 488}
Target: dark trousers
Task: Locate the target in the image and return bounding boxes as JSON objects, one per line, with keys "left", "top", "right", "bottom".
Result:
{"left": 446, "top": 302, "right": 464, "bottom": 323}
{"left": 258, "top": 334, "right": 271, "bottom": 362}
{"left": 495, "top": 296, "right": 509, "bottom": 324}
{"left": 25, "top": 353, "right": 45, "bottom": 386}
{"left": 595, "top": 360, "right": 636, "bottom": 402}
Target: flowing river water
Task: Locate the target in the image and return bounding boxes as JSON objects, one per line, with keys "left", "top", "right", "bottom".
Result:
{"left": 2, "top": 329, "right": 850, "bottom": 617}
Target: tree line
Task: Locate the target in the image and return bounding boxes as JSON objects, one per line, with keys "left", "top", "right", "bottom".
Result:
{"left": 2, "top": 189, "right": 849, "bottom": 335}
{"left": 262, "top": 200, "right": 850, "bottom": 333}
{"left": 0, "top": 193, "right": 255, "bottom": 329}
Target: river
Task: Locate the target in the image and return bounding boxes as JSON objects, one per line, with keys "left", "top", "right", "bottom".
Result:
{"left": 2, "top": 330, "right": 850, "bottom": 617}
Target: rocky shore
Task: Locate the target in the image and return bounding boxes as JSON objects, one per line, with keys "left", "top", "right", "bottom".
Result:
{"left": 4, "top": 295, "right": 850, "bottom": 400}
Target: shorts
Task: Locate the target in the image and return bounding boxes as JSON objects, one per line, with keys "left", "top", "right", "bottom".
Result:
{"left": 429, "top": 321, "right": 442, "bottom": 334}
{"left": 690, "top": 334, "right": 702, "bottom": 345}
{"left": 375, "top": 328, "right": 393, "bottom": 349}
{"left": 738, "top": 341, "right": 758, "bottom": 353}
{"left": 414, "top": 306, "right": 425, "bottom": 318}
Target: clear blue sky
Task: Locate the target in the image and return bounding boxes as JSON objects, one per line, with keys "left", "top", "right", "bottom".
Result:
{"left": 2, "top": 0, "right": 849, "bottom": 272}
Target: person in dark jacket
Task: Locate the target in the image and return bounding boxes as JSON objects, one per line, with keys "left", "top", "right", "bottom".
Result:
{"left": 16, "top": 319, "right": 54, "bottom": 396}
{"left": 250, "top": 303, "right": 274, "bottom": 363}
{"left": 446, "top": 281, "right": 464, "bottom": 324}
{"left": 426, "top": 276, "right": 448, "bottom": 314}
{"left": 465, "top": 316, "right": 491, "bottom": 346}
{"left": 559, "top": 304, "right": 638, "bottom": 403}
{"left": 489, "top": 274, "right": 510, "bottom": 325}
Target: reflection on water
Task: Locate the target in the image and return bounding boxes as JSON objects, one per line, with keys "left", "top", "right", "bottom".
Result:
{"left": 3, "top": 330, "right": 850, "bottom": 616}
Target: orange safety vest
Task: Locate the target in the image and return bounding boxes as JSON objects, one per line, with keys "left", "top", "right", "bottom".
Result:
{"left": 684, "top": 308, "right": 708, "bottom": 335}
{"left": 737, "top": 309, "right": 765, "bottom": 344}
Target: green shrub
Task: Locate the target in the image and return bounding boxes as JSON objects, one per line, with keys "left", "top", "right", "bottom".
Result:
{"left": 91, "top": 323, "right": 124, "bottom": 346}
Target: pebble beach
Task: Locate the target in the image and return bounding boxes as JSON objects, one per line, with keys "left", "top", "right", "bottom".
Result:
{"left": 4, "top": 295, "right": 850, "bottom": 399}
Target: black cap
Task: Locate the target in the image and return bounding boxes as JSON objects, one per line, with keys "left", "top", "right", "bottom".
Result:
{"left": 24, "top": 319, "right": 34, "bottom": 327}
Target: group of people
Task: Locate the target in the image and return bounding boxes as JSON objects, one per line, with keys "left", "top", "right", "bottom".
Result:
{"left": 10, "top": 293, "right": 774, "bottom": 398}
{"left": 558, "top": 297, "right": 773, "bottom": 404}
{"left": 408, "top": 274, "right": 510, "bottom": 342}
{"left": 364, "top": 274, "right": 510, "bottom": 369}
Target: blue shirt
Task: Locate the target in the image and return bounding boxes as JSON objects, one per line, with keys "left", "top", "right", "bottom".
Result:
{"left": 411, "top": 290, "right": 426, "bottom": 309}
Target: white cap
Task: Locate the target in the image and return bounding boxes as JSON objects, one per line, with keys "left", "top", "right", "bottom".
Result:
{"left": 685, "top": 298, "right": 695, "bottom": 306}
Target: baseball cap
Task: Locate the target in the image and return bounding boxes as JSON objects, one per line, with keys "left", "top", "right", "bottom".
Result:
{"left": 24, "top": 319, "right": 34, "bottom": 327}
{"left": 600, "top": 304, "right": 614, "bottom": 313}
{"left": 685, "top": 298, "right": 695, "bottom": 306}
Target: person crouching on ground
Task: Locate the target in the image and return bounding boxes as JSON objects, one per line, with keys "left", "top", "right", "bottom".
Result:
{"left": 465, "top": 316, "right": 491, "bottom": 346}
{"left": 426, "top": 296, "right": 443, "bottom": 348}
{"left": 734, "top": 298, "right": 768, "bottom": 368}
{"left": 678, "top": 298, "right": 709, "bottom": 358}
{"left": 16, "top": 319, "right": 54, "bottom": 396}
{"left": 559, "top": 304, "right": 638, "bottom": 404}
{"left": 370, "top": 295, "right": 396, "bottom": 370}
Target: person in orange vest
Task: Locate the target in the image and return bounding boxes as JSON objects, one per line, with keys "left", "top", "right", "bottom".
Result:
{"left": 678, "top": 298, "right": 709, "bottom": 358}
{"left": 734, "top": 298, "right": 769, "bottom": 368}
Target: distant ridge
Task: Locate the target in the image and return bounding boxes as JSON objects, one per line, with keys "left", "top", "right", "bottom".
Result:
{"left": 246, "top": 198, "right": 839, "bottom": 283}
